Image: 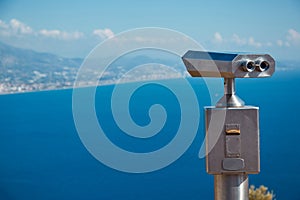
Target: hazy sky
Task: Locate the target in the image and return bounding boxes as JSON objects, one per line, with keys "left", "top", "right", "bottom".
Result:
{"left": 0, "top": 0, "right": 300, "bottom": 60}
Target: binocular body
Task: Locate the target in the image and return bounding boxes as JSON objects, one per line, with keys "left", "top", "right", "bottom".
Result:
{"left": 182, "top": 50, "right": 275, "bottom": 78}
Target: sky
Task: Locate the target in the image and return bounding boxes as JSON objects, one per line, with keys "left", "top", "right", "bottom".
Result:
{"left": 0, "top": 0, "right": 300, "bottom": 60}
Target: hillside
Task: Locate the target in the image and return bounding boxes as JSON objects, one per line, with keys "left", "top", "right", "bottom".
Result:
{"left": 0, "top": 41, "right": 82, "bottom": 93}
{"left": 0, "top": 42, "right": 186, "bottom": 94}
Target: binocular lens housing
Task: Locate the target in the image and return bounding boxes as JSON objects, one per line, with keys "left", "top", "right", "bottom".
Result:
{"left": 241, "top": 59, "right": 270, "bottom": 72}
{"left": 256, "top": 60, "right": 270, "bottom": 72}
{"left": 242, "top": 60, "right": 256, "bottom": 72}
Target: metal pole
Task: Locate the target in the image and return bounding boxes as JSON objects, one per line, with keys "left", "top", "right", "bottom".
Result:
{"left": 214, "top": 78, "right": 249, "bottom": 200}
{"left": 214, "top": 174, "right": 249, "bottom": 200}
{"left": 224, "top": 78, "right": 235, "bottom": 95}
{"left": 216, "top": 78, "right": 244, "bottom": 108}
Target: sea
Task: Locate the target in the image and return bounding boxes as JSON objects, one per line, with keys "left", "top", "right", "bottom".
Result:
{"left": 0, "top": 69, "right": 299, "bottom": 200}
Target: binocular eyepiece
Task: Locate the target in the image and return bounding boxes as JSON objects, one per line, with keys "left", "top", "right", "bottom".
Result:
{"left": 241, "top": 59, "right": 270, "bottom": 72}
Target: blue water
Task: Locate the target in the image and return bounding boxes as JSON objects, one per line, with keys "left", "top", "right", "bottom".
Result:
{"left": 0, "top": 70, "right": 300, "bottom": 200}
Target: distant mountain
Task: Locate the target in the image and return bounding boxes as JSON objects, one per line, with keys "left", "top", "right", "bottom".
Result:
{"left": 0, "top": 42, "right": 185, "bottom": 94}
{"left": 1, "top": 41, "right": 298, "bottom": 94}
{"left": 0, "top": 41, "right": 82, "bottom": 69}
{"left": 0, "top": 41, "right": 83, "bottom": 93}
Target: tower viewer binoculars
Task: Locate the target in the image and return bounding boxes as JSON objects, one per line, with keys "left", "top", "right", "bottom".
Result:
{"left": 182, "top": 50, "right": 275, "bottom": 200}
{"left": 182, "top": 50, "right": 275, "bottom": 78}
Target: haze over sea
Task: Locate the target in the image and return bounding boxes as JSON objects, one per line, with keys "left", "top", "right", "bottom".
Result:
{"left": 0, "top": 69, "right": 299, "bottom": 200}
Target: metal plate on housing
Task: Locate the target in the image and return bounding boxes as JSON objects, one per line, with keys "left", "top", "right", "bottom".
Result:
{"left": 222, "top": 158, "right": 245, "bottom": 171}
{"left": 225, "top": 135, "right": 241, "bottom": 158}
